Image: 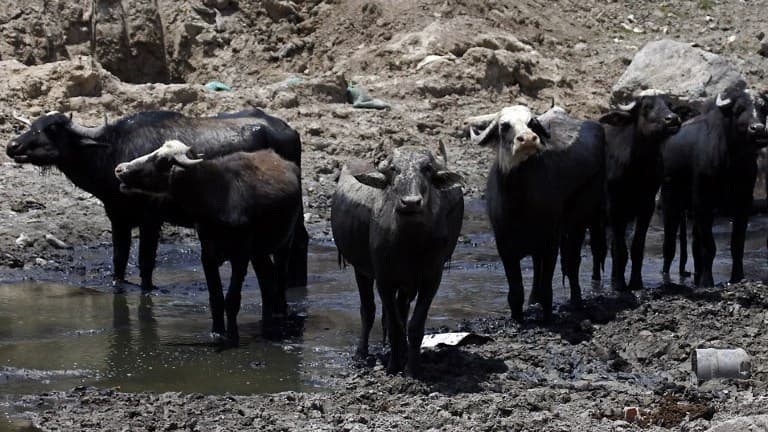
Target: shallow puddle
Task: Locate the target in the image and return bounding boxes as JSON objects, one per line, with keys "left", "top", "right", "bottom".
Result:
{"left": 0, "top": 202, "right": 766, "bottom": 428}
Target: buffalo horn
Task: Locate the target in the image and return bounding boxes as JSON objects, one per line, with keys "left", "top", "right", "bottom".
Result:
{"left": 173, "top": 153, "right": 203, "bottom": 168}
{"left": 617, "top": 100, "right": 637, "bottom": 112}
{"left": 11, "top": 111, "right": 31, "bottom": 126}
{"left": 716, "top": 93, "right": 732, "bottom": 107}
{"left": 470, "top": 115, "right": 499, "bottom": 146}
{"left": 67, "top": 119, "right": 107, "bottom": 139}
{"left": 436, "top": 140, "right": 448, "bottom": 168}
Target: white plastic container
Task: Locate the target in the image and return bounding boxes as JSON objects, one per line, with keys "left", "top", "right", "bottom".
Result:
{"left": 692, "top": 348, "right": 751, "bottom": 382}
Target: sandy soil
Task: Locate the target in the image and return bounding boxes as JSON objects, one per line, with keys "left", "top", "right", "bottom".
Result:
{"left": 1, "top": 0, "right": 768, "bottom": 430}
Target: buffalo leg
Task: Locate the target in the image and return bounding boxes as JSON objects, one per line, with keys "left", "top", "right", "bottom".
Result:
{"left": 138, "top": 222, "right": 161, "bottom": 292}
{"left": 201, "top": 253, "right": 226, "bottom": 338}
{"left": 590, "top": 218, "right": 607, "bottom": 282}
{"left": 692, "top": 221, "right": 702, "bottom": 286}
{"left": 534, "top": 248, "right": 557, "bottom": 322}
{"left": 109, "top": 217, "right": 132, "bottom": 291}
{"left": 406, "top": 274, "right": 441, "bottom": 378}
{"left": 694, "top": 212, "right": 716, "bottom": 287}
{"left": 679, "top": 214, "right": 690, "bottom": 277}
{"left": 354, "top": 269, "right": 375, "bottom": 359}
{"left": 563, "top": 228, "right": 585, "bottom": 307}
{"left": 224, "top": 256, "right": 248, "bottom": 346}
{"left": 273, "top": 246, "right": 291, "bottom": 316}
{"left": 730, "top": 213, "right": 748, "bottom": 283}
{"left": 378, "top": 281, "right": 405, "bottom": 374}
{"left": 251, "top": 254, "right": 277, "bottom": 322}
{"left": 286, "top": 219, "right": 309, "bottom": 288}
{"left": 662, "top": 201, "right": 682, "bottom": 276}
{"left": 500, "top": 254, "right": 524, "bottom": 322}
{"left": 628, "top": 205, "right": 653, "bottom": 291}
{"left": 610, "top": 218, "right": 629, "bottom": 291}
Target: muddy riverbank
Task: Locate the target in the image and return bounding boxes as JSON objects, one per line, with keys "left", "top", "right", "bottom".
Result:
{"left": 4, "top": 279, "right": 768, "bottom": 431}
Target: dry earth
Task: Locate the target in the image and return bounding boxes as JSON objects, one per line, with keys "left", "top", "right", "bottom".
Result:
{"left": 1, "top": 0, "right": 768, "bottom": 431}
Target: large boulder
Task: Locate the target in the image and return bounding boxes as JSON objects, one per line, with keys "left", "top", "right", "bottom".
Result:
{"left": 611, "top": 39, "right": 745, "bottom": 106}
{"left": 705, "top": 415, "right": 768, "bottom": 432}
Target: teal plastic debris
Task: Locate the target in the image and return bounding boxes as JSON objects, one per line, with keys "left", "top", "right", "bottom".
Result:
{"left": 204, "top": 81, "right": 232, "bottom": 91}
{"left": 346, "top": 82, "right": 390, "bottom": 110}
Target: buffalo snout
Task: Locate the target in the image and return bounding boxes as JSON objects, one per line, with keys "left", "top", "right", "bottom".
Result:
{"left": 397, "top": 194, "right": 424, "bottom": 214}
{"left": 748, "top": 123, "right": 765, "bottom": 135}
{"left": 114, "top": 163, "right": 129, "bottom": 180}
{"left": 6, "top": 140, "right": 18, "bottom": 156}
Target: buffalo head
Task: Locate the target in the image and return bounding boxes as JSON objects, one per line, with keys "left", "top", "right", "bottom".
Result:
{"left": 713, "top": 88, "right": 768, "bottom": 149}
{"left": 599, "top": 90, "right": 689, "bottom": 139}
{"left": 6, "top": 112, "right": 108, "bottom": 165}
{"left": 353, "top": 143, "right": 462, "bottom": 216}
{"left": 469, "top": 105, "right": 551, "bottom": 173}
{"left": 115, "top": 140, "right": 202, "bottom": 197}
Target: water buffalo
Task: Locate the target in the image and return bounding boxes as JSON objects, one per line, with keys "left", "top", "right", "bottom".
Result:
{"left": 599, "top": 91, "right": 690, "bottom": 291}
{"left": 6, "top": 109, "right": 308, "bottom": 290}
{"left": 660, "top": 87, "right": 768, "bottom": 287}
{"left": 471, "top": 105, "right": 605, "bottom": 322}
{"left": 331, "top": 144, "right": 463, "bottom": 376}
{"left": 115, "top": 141, "right": 301, "bottom": 344}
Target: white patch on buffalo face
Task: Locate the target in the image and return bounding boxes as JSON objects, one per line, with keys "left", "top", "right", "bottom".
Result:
{"left": 496, "top": 106, "right": 543, "bottom": 173}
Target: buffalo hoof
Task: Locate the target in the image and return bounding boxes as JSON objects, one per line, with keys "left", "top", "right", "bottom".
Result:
{"left": 680, "top": 270, "right": 692, "bottom": 278}
{"left": 511, "top": 310, "right": 524, "bottom": 323}
{"left": 406, "top": 362, "right": 423, "bottom": 378}
{"left": 628, "top": 279, "right": 645, "bottom": 291}
{"left": 569, "top": 295, "right": 583, "bottom": 309}
{"left": 354, "top": 346, "right": 369, "bottom": 361}
{"left": 140, "top": 282, "right": 158, "bottom": 292}
{"left": 697, "top": 273, "right": 715, "bottom": 288}
{"left": 729, "top": 274, "right": 745, "bottom": 284}
{"left": 612, "top": 278, "right": 629, "bottom": 292}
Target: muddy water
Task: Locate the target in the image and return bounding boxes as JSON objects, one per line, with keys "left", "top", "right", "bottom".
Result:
{"left": 0, "top": 202, "right": 766, "bottom": 427}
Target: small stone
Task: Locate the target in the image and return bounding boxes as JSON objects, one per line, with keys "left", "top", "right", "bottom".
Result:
{"left": 15, "top": 233, "right": 34, "bottom": 248}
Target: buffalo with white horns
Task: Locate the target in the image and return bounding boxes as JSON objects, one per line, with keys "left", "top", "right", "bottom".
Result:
{"left": 6, "top": 109, "right": 308, "bottom": 291}
{"left": 470, "top": 105, "right": 606, "bottom": 322}
{"left": 115, "top": 140, "right": 302, "bottom": 345}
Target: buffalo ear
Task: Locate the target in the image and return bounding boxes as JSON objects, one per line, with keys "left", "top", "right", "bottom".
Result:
{"left": 432, "top": 170, "right": 463, "bottom": 190}
{"left": 598, "top": 111, "right": 634, "bottom": 126}
{"left": 354, "top": 171, "right": 388, "bottom": 189}
{"left": 672, "top": 105, "right": 699, "bottom": 122}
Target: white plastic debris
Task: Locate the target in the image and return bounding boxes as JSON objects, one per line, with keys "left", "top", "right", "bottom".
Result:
{"left": 420, "top": 332, "right": 491, "bottom": 349}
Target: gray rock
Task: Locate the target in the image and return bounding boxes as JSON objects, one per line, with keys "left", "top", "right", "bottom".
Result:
{"left": 705, "top": 415, "right": 768, "bottom": 431}
{"left": 611, "top": 39, "right": 745, "bottom": 107}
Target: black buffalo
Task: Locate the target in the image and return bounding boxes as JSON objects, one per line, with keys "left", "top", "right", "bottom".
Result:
{"left": 115, "top": 141, "right": 301, "bottom": 344}
{"left": 471, "top": 105, "right": 605, "bottom": 322}
{"left": 330, "top": 144, "right": 463, "bottom": 376}
{"left": 660, "top": 87, "right": 768, "bottom": 287}
{"left": 599, "top": 92, "right": 690, "bottom": 291}
{"left": 6, "top": 109, "right": 308, "bottom": 290}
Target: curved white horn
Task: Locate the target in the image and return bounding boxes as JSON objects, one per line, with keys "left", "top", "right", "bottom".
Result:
{"left": 67, "top": 118, "right": 108, "bottom": 139}
{"left": 470, "top": 116, "right": 500, "bottom": 146}
{"left": 11, "top": 111, "right": 31, "bottom": 126}
{"left": 173, "top": 152, "right": 203, "bottom": 168}
{"left": 617, "top": 100, "right": 637, "bottom": 111}
{"left": 716, "top": 93, "right": 732, "bottom": 107}
{"left": 465, "top": 112, "right": 499, "bottom": 129}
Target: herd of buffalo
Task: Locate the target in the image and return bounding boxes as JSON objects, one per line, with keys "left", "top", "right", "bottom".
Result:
{"left": 4, "top": 83, "right": 768, "bottom": 376}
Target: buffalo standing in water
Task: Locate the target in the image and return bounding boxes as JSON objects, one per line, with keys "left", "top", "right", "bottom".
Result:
{"left": 471, "top": 105, "right": 605, "bottom": 322}
{"left": 331, "top": 144, "right": 463, "bottom": 376}
{"left": 115, "top": 140, "right": 301, "bottom": 345}
{"left": 6, "top": 109, "right": 308, "bottom": 291}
